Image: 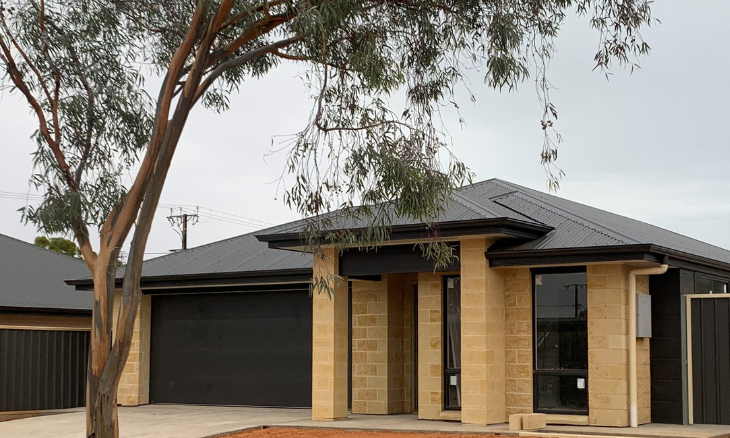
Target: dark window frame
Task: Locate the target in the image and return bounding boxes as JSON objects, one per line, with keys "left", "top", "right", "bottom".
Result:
{"left": 442, "top": 274, "right": 462, "bottom": 411}
{"left": 531, "top": 266, "right": 590, "bottom": 416}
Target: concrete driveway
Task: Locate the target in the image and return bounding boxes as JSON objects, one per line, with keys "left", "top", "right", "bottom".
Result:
{"left": 0, "top": 405, "right": 311, "bottom": 438}
{"left": 4, "top": 405, "right": 730, "bottom": 438}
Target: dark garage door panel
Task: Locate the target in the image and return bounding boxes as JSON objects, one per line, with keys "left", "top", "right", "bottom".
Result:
{"left": 150, "top": 290, "right": 312, "bottom": 407}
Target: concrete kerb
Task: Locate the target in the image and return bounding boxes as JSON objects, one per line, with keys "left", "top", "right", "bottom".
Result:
{"left": 200, "top": 426, "right": 267, "bottom": 438}
{"left": 201, "top": 424, "right": 730, "bottom": 438}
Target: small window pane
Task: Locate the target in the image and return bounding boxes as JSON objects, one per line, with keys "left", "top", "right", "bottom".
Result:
{"left": 535, "top": 374, "right": 588, "bottom": 413}
{"left": 445, "top": 278, "right": 461, "bottom": 370}
{"left": 695, "top": 276, "right": 727, "bottom": 294}
{"left": 444, "top": 276, "right": 461, "bottom": 410}
{"left": 535, "top": 272, "right": 588, "bottom": 370}
{"left": 445, "top": 372, "right": 461, "bottom": 409}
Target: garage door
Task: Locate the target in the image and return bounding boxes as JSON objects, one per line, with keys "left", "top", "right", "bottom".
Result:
{"left": 689, "top": 296, "right": 730, "bottom": 424}
{"left": 149, "top": 289, "right": 312, "bottom": 407}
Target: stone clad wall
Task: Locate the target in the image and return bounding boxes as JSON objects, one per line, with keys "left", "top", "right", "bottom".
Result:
{"left": 459, "top": 238, "right": 506, "bottom": 425}
{"left": 586, "top": 264, "right": 649, "bottom": 426}
{"left": 417, "top": 272, "right": 460, "bottom": 421}
{"left": 504, "top": 268, "right": 533, "bottom": 418}
{"left": 311, "top": 248, "right": 349, "bottom": 420}
{"left": 351, "top": 274, "right": 415, "bottom": 415}
{"left": 351, "top": 279, "right": 389, "bottom": 414}
{"left": 116, "top": 293, "right": 151, "bottom": 406}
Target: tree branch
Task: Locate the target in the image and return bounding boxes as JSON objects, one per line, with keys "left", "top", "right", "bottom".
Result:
{"left": 194, "top": 35, "right": 301, "bottom": 105}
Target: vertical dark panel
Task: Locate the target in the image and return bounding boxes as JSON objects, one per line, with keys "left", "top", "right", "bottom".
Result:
{"left": 650, "top": 270, "right": 683, "bottom": 424}
{"left": 701, "top": 299, "right": 718, "bottom": 424}
{"left": 716, "top": 299, "right": 730, "bottom": 424}
{"left": 692, "top": 299, "right": 704, "bottom": 423}
{"left": 680, "top": 270, "right": 695, "bottom": 295}
{"left": 0, "top": 329, "right": 88, "bottom": 413}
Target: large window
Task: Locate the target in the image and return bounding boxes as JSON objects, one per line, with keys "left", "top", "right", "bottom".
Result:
{"left": 533, "top": 268, "right": 588, "bottom": 414}
{"left": 443, "top": 275, "right": 461, "bottom": 410}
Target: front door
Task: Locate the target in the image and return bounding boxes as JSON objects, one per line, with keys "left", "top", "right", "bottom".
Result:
{"left": 532, "top": 268, "right": 589, "bottom": 415}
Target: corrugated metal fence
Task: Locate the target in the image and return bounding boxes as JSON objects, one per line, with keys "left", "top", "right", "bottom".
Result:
{"left": 0, "top": 329, "right": 89, "bottom": 412}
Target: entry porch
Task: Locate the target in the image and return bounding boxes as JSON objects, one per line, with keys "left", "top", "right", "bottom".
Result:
{"left": 311, "top": 238, "right": 659, "bottom": 427}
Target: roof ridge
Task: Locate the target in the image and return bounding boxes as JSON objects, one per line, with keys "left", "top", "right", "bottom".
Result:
{"left": 451, "top": 190, "right": 504, "bottom": 219}
{"left": 0, "top": 233, "right": 87, "bottom": 265}
{"left": 491, "top": 180, "right": 639, "bottom": 245}
{"left": 498, "top": 180, "right": 730, "bottom": 255}
{"left": 478, "top": 193, "right": 549, "bottom": 226}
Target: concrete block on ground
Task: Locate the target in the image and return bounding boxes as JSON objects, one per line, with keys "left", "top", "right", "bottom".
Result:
{"left": 508, "top": 413, "right": 525, "bottom": 431}
{"left": 522, "top": 413, "right": 547, "bottom": 431}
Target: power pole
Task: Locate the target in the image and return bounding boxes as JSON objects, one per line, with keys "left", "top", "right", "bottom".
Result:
{"left": 167, "top": 208, "right": 199, "bottom": 250}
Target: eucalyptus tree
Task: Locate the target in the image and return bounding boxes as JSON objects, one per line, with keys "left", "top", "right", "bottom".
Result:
{"left": 0, "top": 0, "right": 654, "bottom": 437}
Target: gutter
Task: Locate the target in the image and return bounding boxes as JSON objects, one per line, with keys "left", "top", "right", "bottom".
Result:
{"left": 627, "top": 264, "right": 668, "bottom": 427}
{"left": 65, "top": 267, "right": 313, "bottom": 291}
{"left": 485, "top": 244, "right": 730, "bottom": 277}
{"left": 256, "top": 217, "right": 553, "bottom": 249}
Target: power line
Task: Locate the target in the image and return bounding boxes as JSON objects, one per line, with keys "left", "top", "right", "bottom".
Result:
{"left": 0, "top": 191, "right": 274, "bottom": 228}
{"left": 0, "top": 191, "right": 43, "bottom": 201}
{"left": 167, "top": 208, "right": 199, "bottom": 250}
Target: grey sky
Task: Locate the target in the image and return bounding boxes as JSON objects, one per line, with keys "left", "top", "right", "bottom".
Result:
{"left": 1, "top": 1, "right": 729, "bottom": 261}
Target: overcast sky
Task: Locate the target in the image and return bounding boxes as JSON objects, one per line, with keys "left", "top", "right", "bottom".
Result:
{"left": 1, "top": 1, "right": 729, "bottom": 262}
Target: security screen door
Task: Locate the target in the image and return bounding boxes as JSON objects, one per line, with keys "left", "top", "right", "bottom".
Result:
{"left": 533, "top": 268, "right": 589, "bottom": 414}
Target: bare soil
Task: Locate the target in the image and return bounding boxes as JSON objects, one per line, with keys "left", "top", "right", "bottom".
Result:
{"left": 221, "top": 427, "right": 523, "bottom": 438}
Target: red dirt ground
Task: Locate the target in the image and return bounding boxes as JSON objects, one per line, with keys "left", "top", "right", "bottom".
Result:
{"left": 220, "top": 427, "right": 531, "bottom": 438}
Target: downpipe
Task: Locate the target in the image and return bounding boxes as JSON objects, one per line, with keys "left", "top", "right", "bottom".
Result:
{"left": 628, "top": 264, "right": 668, "bottom": 427}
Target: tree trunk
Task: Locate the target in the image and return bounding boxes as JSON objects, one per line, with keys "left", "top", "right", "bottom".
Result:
{"left": 86, "top": 249, "right": 121, "bottom": 438}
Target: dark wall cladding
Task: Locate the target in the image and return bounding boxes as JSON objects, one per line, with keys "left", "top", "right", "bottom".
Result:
{"left": 691, "top": 297, "right": 730, "bottom": 425}
{"left": 650, "top": 270, "right": 683, "bottom": 424}
{"left": 0, "top": 329, "right": 89, "bottom": 412}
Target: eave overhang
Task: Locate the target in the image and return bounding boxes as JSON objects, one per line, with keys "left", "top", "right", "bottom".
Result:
{"left": 65, "top": 268, "right": 313, "bottom": 291}
{"left": 486, "top": 244, "right": 730, "bottom": 278}
{"left": 255, "top": 218, "right": 554, "bottom": 250}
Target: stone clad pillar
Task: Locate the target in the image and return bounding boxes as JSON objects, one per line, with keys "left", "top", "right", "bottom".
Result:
{"left": 460, "top": 238, "right": 506, "bottom": 425}
{"left": 312, "top": 248, "right": 349, "bottom": 421}
{"left": 587, "top": 264, "right": 631, "bottom": 426}
{"left": 351, "top": 274, "right": 412, "bottom": 415}
{"left": 116, "top": 294, "right": 151, "bottom": 406}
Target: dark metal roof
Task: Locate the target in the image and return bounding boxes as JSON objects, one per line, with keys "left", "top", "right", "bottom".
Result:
{"left": 67, "top": 232, "right": 313, "bottom": 289}
{"left": 477, "top": 179, "right": 730, "bottom": 264}
{"left": 256, "top": 188, "right": 544, "bottom": 237}
{"left": 0, "top": 233, "right": 91, "bottom": 311}
{"left": 69, "top": 177, "right": 730, "bottom": 288}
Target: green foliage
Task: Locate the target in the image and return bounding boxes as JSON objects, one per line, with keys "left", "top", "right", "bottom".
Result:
{"left": 34, "top": 235, "right": 81, "bottom": 258}
{"left": 0, "top": 0, "right": 153, "bottom": 240}
{"left": 2, "top": 0, "right": 655, "bottom": 282}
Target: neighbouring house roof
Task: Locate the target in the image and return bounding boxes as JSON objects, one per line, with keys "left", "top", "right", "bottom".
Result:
{"left": 0, "top": 233, "right": 91, "bottom": 312}
{"left": 69, "top": 178, "right": 730, "bottom": 289}
{"left": 66, "top": 233, "right": 313, "bottom": 290}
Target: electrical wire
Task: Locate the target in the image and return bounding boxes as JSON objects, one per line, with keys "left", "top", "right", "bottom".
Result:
{"left": 0, "top": 191, "right": 273, "bottom": 229}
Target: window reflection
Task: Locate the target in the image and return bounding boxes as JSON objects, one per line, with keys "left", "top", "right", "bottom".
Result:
{"left": 533, "top": 270, "right": 588, "bottom": 414}
{"left": 444, "top": 276, "right": 461, "bottom": 409}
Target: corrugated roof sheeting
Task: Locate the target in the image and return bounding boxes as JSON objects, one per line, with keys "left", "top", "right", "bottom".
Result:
{"left": 81, "top": 177, "right": 730, "bottom": 284}
{"left": 487, "top": 179, "right": 730, "bottom": 263}
{"left": 0, "top": 234, "right": 91, "bottom": 310}
{"left": 132, "top": 234, "right": 311, "bottom": 279}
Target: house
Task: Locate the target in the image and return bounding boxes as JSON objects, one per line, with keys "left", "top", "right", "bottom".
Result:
{"left": 68, "top": 178, "right": 730, "bottom": 427}
{"left": 0, "top": 233, "right": 92, "bottom": 413}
